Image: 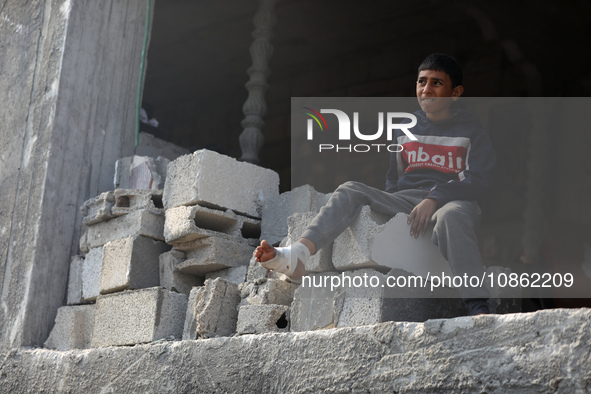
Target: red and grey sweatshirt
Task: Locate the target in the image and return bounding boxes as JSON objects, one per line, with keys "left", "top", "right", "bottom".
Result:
{"left": 385, "top": 109, "right": 496, "bottom": 206}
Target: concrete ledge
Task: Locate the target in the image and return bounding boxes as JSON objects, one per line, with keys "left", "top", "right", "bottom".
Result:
{"left": 1, "top": 309, "right": 589, "bottom": 393}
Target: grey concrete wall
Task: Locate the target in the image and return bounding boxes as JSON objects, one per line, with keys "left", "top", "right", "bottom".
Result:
{"left": 0, "top": 309, "right": 589, "bottom": 393}
{"left": 0, "top": 0, "right": 152, "bottom": 348}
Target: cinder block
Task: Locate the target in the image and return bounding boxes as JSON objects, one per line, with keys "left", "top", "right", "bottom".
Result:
{"left": 162, "top": 149, "right": 279, "bottom": 217}
{"left": 239, "top": 278, "right": 294, "bottom": 307}
{"left": 82, "top": 247, "right": 103, "bottom": 302}
{"left": 44, "top": 305, "right": 95, "bottom": 351}
{"left": 370, "top": 212, "right": 451, "bottom": 276}
{"left": 182, "top": 278, "right": 241, "bottom": 340}
{"left": 164, "top": 205, "right": 243, "bottom": 244}
{"left": 67, "top": 255, "right": 84, "bottom": 305}
{"left": 205, "top": 266, "right": 248, "bottom": 285}
{"left": 261, "top": 185, "right": 331, "bottom": 245}
{"left": 114, "top": 155, "right": 169, "bottom": 190}
{"left": 174, "top": 236, "right": 255, "bottom": 276}
{"left": 80, "top": 191, "right": 115, "bottom": 226}
{"left": 332, "top": 205, "right": 390, "bottom": 271}
{"left": 83, "top": 209, "right": 164, "bottom": 250}
{"left": 99, "top": 236, "right": 171, "bottom": 294}
{"left": 290, "top": 272, "right": 342, "bottom": 332}
{"left": 111, "top": 189, "right": 164, "bottom": 216}
{"left": 159, "top": 250, "right": 203, "bottom": 295}
{"left": 236, "top": 304, "right": 289, "bottom": 335}
{"left": 91, "top": 287, "right": 188, "bottom": 347}
{"left": 282, "top": 212, "right": 335, "bottom": 272}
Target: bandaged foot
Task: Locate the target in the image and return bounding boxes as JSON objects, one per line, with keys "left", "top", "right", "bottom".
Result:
{"left": 257, "top": 241, "right": 310, "bottom": 277}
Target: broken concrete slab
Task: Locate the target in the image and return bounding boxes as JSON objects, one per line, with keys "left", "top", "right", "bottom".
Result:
{"left": 44, "top": 305, "right": 95, "bottom": 351}
{"left": 174, "top": 236, "right": 255, "bottom": 276}
{"left": 83, "top": 209, "right": 165, "bottom": 250}
{"left": 67, "top": 255, "right": 84, "bottom": 305}
{"left": 111, "top": 189, "right": 164, "bottom": 216}
{"left": 91, "top": 287, "right": 188, "bottom": 347}
{"left": 371, "top": 212, "right": 452, "bottom": 276}
{"left": 3, "top": 309, "right": 590, "bottom": 392}
{"left": 182, "top": 278, "right": 241, "bottom": 340}
{"left": 99, "top": 236, "right": 171, "bottom": 294}
{"left": 205, "top": 266, "right": 248, "bottom": 285}
{"left": 159, "top": 250, "right": 203, "bottom": 296}
{"left": 80, "top": 191, "right": 115, "bottom": 226}
{"left": 236, "top": 304, "right": 289, "bottom": 335}
{"left": 114, "top": 155, "right": 169, "bottom": 190}
{"left": 239, "top": 279, "right": 294, "bottom": 307}
{"left": 332, "top": 205, "right": 390, "bottom": 271}
{"left": 162, "top": 149, "right": 279, "bottom": 217}
{"left": 82, "top": 247, "right": 103, "bottom": 302}
{"left": 282, "top": 211, "right": 335, "bottom": 272}
{"left": 261, "top": 185, "right": 331, "bottom": 245}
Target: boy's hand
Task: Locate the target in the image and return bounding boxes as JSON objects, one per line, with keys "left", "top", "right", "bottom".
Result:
{"left": 408, "top": 198, "right": 438, "bottom": 238}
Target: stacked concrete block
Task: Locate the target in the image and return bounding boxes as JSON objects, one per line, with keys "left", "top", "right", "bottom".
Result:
{"left": 164, "top": 205, "right": 260, "bottom": 245}
{"left": 80, "top": 191, "right": 115, "bottom": 226}
{"left": 67, "top": 255, "right": 84, "bottom": 305}
{"left": 83, "top": 209, "right": 165, "bottom": 250}
{"left": 283, "top": 212, "right": 335, "bottom": 272}
{"left": 173, "top": 236, "right": 255, "bottom": 276}
{"left": 163, "top": 149, "right": 279, "bottom": 218}
{"left": 236, "top": 304, "right": 289, "bottom": 335}
{"left": 332, "top": 205, "right": 390, "bottom": 271}
{"left": 44, "top": 305, "right": 95, "bottom": 351}
{"left": 239, "top": 278, "right": 294, "bottom": 307}
{"left": 114, "top": 155, "right": 169, "bottom": 190}
{"left": 82, "top": 247, "right": 103, "bottom": 302}
{"left": 261, "top": 185, "right": 331, "bottom": 245}
{"left": 205, "top": 266, "right": 248, "bottom": 285}
{"left": 111, "top": 189, "right": 164, "bottom": 216}
{"left": 91, "top": 287, "right": 188, "bottom": 347}
{"left": 182, "top": 278, "right": 241, "bottom": 340}
{"left": 99, "top": 235, "right": 171, "bottom": 294}
{"left": 160, "top": 250, "right": 203, "bottom": 295}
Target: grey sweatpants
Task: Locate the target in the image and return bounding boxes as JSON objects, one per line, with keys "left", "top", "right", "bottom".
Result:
{"left": 301, "top": 181, "right": 489, "bottom": 300}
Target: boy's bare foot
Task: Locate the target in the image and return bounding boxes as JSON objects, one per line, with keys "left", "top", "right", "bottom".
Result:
{"left": 254, "top": 240, "right": 276, "bottom": 263}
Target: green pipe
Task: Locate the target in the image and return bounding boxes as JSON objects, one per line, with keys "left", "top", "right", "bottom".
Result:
{"left": 136, "top": 0, "right": 152, "bottom": 147}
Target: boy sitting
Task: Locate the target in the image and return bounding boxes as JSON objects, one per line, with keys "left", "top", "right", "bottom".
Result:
{"left": 255, "top": 53, "right": 496, "bottom": 316}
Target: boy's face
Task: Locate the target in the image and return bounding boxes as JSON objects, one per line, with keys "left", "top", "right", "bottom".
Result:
{"left": 416, "top": 69, "right": 463, "bottom": 121}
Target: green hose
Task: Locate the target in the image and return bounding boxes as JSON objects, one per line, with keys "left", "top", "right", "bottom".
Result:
{"left": 136, "top": 0, "right": 152, "bottom": 147}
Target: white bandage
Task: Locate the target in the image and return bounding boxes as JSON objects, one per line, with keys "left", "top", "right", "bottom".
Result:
{"left": 258, "top": 241, "right": 310, "bottom": 277}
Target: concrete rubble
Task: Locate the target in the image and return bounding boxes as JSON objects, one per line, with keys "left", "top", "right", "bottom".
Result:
{"left": 114, "top": 155, "right": 169, "bottom": 190}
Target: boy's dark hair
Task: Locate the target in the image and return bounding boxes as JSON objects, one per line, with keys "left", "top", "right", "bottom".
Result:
{"left": 418, "top": 53, "right": 463, "bottom": 87}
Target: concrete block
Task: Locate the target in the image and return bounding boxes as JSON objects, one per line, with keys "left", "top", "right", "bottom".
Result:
{"left": 246, "top": 255, "right": 273, "bottom": 282}
{"left": 371, "top": 212, "right": 451, "bottom": 276}
{"left": 160, "top": 250, "right": 203, "bottom": 295}
{"left": 135, "top": 132, "right": 190, "bottom": 161}
{"left": 182, "top": 278, "right": 241, "bottom": 340}
{"left": 332, "top": 205, "right": 390, "bottom": 271}
{"left": 236, "top": 304, "right": 289, "bottom": 335}
{"left": 82, "top": 247, "right": 103, "bottom": 302}
{"left": 99, "top": 235, "right": 171, "bottom": 294}
{"left": 290, "top": 272, "right": 341, "bottom": 332}
{"left": 174, "top": 236, "right": 255, "bottom": 276}
{"left": 80, "top": 191, "right": 115, "bottom": 226}
{"left": 164, "top": 205, "right": 261, "bottom": 245}
{"left": 111, "top": 189, "right": 164, "bottom": 216}
{"left": 205, "top": 266, "right": 247, "bottom": 285}
{"left": 91, "top": 287, "right": 188, "bottom": 347}
{"left": 261, "top": 185, "right": 331, "bottom": 245}
{"left": 162, "top": 149, "right": 279, "bottom": 217}
{"left": 114, "top": 155, "right": 169, "bottom": 190}
{"left": 240, "top": 278, "right": 294, "bottom": 307}
{"left": 67, "top": 255, "right": 84, "bottom": 305}
{"left": 83, "top": 209, "right": 165, "bottom": 250}
{"left": 282, "top": 212, "right": 335, "bottom": 272}
{"left": 44, "top": 305, "right": 95, "bottom": 351}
